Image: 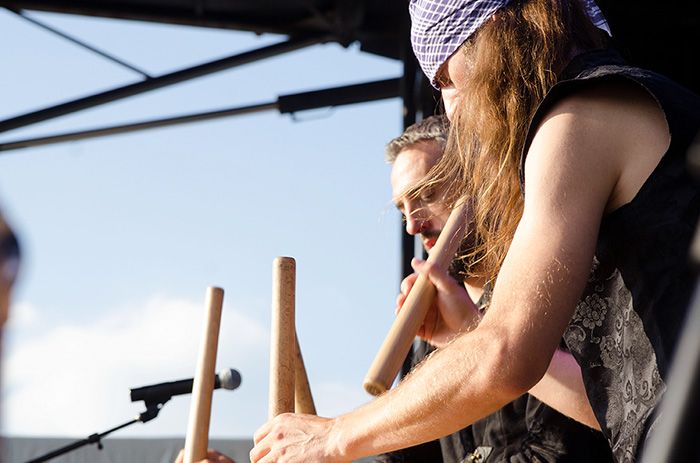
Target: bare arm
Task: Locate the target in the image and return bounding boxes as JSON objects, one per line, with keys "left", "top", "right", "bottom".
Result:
{"left": 501, "top": 81, "right": 668, "bottom": 431}
{"left": 401, "top": 258, "right": 601, "bottom": 429}
{"left": 250, "top": 82, "right": 668, "bottom": 463}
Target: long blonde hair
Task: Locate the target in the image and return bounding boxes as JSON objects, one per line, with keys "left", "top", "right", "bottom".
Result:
{"left": 430, "top": 0, "right": 606, "bottom": 284}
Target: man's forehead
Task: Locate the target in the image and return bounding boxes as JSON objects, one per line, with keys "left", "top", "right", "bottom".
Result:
{"left": 398, "top": 140, "right": 442, "bottom": 166}
{"left": 393, "top": 141, "right": 442, "bottom": 177}
{"left": 391, "top": 142, "right": 442, "bottom": 204}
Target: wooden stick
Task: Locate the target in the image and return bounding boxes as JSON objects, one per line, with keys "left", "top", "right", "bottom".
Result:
{"left": 183, "top": 286, "right": 225, "bottom": 463}
{"left": 363, "top": 202, "right": 469, "bottom": 396}
{"left": 269, "top": 257, "right": 296, "bottom": 419}
{"left": 294, "top": 332, "right": 316, "bottom": 415}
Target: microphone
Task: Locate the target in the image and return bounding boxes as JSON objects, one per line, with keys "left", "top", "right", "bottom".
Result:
{"left": 130, "top": 368, "right": 241, "bottom": 405}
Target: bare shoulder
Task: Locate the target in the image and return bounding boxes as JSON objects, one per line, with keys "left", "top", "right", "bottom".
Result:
{"left": 546, "top": 81, "right": 669, "bottom": 146}
{"left": 527, "top": 80, "right": 670, "bottom": 214}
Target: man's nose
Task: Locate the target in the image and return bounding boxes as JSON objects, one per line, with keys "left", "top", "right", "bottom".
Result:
{"left": 405, "top": 208, "right": 428, "bottom": 236}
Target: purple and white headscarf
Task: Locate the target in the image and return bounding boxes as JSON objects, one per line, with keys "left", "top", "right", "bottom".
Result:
{"left": 410, "top": 0, "right": 611, "bottom": 88}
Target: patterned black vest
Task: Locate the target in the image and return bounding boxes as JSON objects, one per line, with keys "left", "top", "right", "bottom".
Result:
{"left": 520, "top": 49, "right": 700, "bottom": 463}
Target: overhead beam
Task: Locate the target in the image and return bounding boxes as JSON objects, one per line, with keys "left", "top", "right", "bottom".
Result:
{"left": 0, "top": 33, "right": 333, "bottom": 134}
{"left": 9, "top": 8, "right": 153, "bottom": 78}
{"left": 0, "top": 103, "right": 278, "bottom": 152}
{"left": 277, "top": 78, "right": 400, "bottom": 113}
{"left": 0, "top": 78, "right": 400, "bottom": 152}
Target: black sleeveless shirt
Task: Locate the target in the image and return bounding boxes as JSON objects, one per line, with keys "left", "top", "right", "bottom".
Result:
{"left": 520, "top": 49, "right": 700, "bottom": 463}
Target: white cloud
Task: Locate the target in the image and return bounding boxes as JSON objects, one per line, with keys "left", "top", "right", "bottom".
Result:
{"left": 2, "top": 293, "right": 270, "bottom": 438}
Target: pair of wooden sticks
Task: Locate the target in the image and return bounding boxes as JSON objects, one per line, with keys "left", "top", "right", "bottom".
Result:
{"left": 269, "top": 256, "right": 316, "bottom": 418}
{"left": 180, "top": 256, "right": 317, "bottom": 463}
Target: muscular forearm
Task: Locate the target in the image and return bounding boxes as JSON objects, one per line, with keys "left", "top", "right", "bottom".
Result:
{"left": 333, "top": 325, "right": 536, "bottom": 460}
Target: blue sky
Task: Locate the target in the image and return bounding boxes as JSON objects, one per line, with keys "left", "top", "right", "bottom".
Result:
{"left": 0, "top": 8, "right": 412, "bottom": 439}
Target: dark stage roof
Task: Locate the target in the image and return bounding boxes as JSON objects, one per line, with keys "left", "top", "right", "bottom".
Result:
{"left": 1, "top": 1, "right": 698, "bottom": 76}
{"left": 0, "top": 0, "right": 409, "bottom": 62}
{"left": 0, "top": 0, "right": 698, "bottom": 144}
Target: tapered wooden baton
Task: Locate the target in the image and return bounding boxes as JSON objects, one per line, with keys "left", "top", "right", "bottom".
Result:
{"left": 363, "top": 201, "right": 469, "bottom": 396}
{"left": 269, "top": 257, "right": 297, "bottom": 418}
{"left": 269, "top": 256, "right": 317, "bottom": 417}
{"left": 182, "top": 286, "right": 225, "bottom": 463}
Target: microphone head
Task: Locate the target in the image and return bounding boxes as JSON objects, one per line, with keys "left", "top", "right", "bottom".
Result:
{"left": 219, "top": 368, "right": 242, "bottom": 390}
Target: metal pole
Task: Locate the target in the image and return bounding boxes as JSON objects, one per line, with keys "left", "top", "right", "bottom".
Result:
{"left": 0, "top": 78, "right": 400, "bottom": 153}
{"left": 0, "top": 34, "right": 332, "bottom": 134}
{"left": 0, "top": 102, "right": 278, "bottom": 152}
{"left": 399, "top": 4, "right": 419, "bottom": 380}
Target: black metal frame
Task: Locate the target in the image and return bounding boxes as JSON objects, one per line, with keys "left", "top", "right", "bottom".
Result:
{"left": 0, "top": 78, "right": 401, "bottom": 152}
{"left": 0, "top": 31, "right": 332, "bottom": 135}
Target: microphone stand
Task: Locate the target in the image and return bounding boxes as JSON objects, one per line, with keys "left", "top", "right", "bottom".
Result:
{"left": 22, "top": 368, "right": 240, "bottom": 463}
{"left": 23, "top": 399, "right": 168, "bottom": 463}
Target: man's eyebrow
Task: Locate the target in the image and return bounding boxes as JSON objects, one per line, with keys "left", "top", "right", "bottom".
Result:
{"left": 405, "top": 184, "right": 423, "bottom": 201}
{"left": 394, "top": 183, "right": 423, "bottom": 213}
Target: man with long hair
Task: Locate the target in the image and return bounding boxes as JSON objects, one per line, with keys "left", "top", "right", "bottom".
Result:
{"left": 250, "top": 1, "right": 700, "bottom": 462}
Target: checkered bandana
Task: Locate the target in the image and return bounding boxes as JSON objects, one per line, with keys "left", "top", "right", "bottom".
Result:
{"left": 410, "top": 0, "right": 611, "bottom": 88}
